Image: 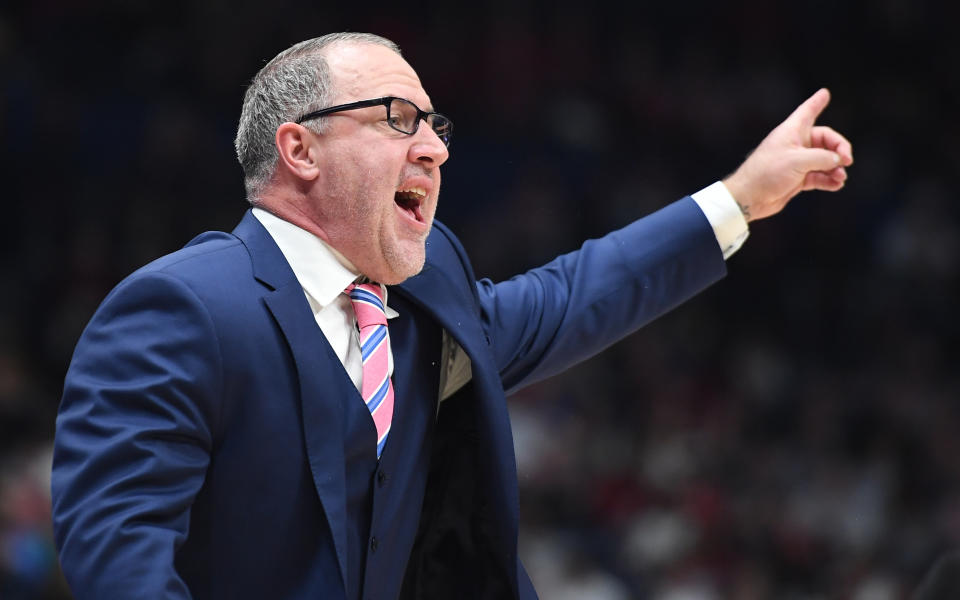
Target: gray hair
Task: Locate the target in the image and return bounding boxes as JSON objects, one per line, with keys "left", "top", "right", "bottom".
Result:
{"left": 234, "top": 33, "right": 401, "bottom": 203}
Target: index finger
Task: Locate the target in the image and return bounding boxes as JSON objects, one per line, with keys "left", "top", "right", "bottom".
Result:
{"left": 811, "top": 125, "right": 854, "bottom": 166}
{"left": 785, "top": 88, "right": 831, "bottom": 130}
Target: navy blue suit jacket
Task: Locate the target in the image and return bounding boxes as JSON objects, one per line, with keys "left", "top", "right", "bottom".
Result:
{"left": 51, "top": 197, "right": 726, "bottom": 599}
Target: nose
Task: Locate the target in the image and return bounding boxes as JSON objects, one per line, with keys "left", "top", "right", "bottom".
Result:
{"left": 408, "top": 123, "right": 449, "bottom": 168}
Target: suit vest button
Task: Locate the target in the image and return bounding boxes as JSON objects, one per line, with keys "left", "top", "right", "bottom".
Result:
{"left": 377, "top": 470, "right": 387, "bottom": 487}
{"left": 370, "top": 536, "right": 379, "bottom": 553}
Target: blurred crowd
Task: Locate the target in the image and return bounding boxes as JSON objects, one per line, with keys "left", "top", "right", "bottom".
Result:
{"left": 1, "top": 1, "right": 957, "bottom": 598}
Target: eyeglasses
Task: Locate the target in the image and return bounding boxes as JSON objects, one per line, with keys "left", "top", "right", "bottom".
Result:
{"left": 296, "top": 96, "right": 453, "bottom": 147}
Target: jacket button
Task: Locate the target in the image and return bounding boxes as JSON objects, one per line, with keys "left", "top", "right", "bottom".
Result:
{"left": 377, "top": 470, "right": 387, "bottom": 487}
{"left": 370, "top": 536, "right": 379, "bottom": 552}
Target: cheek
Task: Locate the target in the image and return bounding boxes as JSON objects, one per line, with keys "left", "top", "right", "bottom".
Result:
{"left": 328, "top": 146, "right": 407, "bottom": 217}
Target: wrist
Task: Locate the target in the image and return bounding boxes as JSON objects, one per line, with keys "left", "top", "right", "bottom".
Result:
{"left": 721, "top": 174, "right": 754, "bottom": 222}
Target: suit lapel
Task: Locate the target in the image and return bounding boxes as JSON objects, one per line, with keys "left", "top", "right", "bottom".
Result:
{"left": 396, "top": 259, "right": 522, "bottom": 571}
{"left": 395, "top": 264, "right": 489, "bottom": 367}
{"left": 233, "top": 211, "right": 349, "bottom": 594}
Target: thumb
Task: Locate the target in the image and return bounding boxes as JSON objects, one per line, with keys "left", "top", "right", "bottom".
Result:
{"left": 785, "top": 88, "right": 831, "bottom": 130}
{"left": 792, "top": 147, "right": 841, "bottom": 173}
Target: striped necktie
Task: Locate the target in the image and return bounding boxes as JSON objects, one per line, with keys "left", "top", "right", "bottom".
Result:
{"left": 346, "top": 283, "right": 395, "bottom": 458}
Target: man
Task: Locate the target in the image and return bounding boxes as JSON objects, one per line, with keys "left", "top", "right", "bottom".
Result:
{"left": 51, "top": 32, "right": 852, "bottom": 599}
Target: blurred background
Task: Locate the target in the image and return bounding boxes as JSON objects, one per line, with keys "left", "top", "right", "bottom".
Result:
{"left": 1, "top": 0, "right": 957, "bottom": 598}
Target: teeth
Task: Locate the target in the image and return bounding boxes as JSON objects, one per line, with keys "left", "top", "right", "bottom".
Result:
{"left": 397, "top": 187, "right": 426, "bottom": 198}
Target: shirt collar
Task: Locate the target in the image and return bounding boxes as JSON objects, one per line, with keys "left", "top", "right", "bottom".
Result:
{"left": 252, "top": 207, "right": 398, "bottom": 318}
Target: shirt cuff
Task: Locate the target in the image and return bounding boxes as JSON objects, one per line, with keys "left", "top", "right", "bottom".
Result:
{"left": 691, "top": 181, "right": 750, "bottom": 260}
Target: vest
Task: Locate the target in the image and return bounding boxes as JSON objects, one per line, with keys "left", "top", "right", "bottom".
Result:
{"left": 342, "top": 290, "right": 442, "bottom": 600}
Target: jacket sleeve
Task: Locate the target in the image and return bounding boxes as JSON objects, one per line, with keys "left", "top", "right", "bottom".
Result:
{"left": 52, "top": 271, "right": 222, "bottom": 599}
{"left": 476, "top": 196, "right": 728, "bottom": 394}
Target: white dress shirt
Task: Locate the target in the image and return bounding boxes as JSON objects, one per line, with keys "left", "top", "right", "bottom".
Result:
{"left": 692, "top": 180, "right": 750, "bottom": 259}
{"left": 253, "top": 208, "right": 399, "bottom": 394}
{"left": 252, "top": 181, "right": 748, "bottom": 402}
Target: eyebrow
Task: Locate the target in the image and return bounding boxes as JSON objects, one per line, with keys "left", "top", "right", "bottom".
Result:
{"left": 387, "top": 93, "right": 434, "bottom": 112}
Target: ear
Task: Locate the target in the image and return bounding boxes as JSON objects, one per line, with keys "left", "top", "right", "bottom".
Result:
{"left": 275, "top": 122, "right": 321, "bottom": 181}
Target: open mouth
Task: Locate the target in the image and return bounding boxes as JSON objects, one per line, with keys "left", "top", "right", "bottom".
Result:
{"left": 394, "top": 187, "right": 426, "bottom": 223}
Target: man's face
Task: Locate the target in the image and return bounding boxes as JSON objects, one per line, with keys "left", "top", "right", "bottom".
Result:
{"left": 306, "top": 43, "right": 450, "bottom": 285}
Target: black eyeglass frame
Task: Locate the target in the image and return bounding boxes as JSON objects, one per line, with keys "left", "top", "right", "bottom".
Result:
{"left": 295, "top": 96, "right": 453, "bottom": 147}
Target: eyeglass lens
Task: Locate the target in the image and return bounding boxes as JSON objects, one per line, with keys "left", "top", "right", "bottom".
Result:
{"left": 389, "top": 98, "right": 452, "bottom": 146}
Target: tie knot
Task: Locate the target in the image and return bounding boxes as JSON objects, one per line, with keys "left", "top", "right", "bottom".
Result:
{"left": 346, "top": 283, "right": 387, "bottom": 328}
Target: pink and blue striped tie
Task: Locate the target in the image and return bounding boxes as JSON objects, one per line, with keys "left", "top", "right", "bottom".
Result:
{"left": 346, "top": 283, "right": 395, "bottom": 458}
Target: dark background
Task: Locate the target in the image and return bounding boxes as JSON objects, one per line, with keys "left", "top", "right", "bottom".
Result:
{"left": 2, "top": 1, "right": 958, "bottom": 598}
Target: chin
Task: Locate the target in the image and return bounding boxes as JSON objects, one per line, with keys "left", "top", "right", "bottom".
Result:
{"left": 373, "top": 253, "right": 425, "bottom": 286}
{"left": 392, "top": 260, "right": 426, "bottom": 284}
